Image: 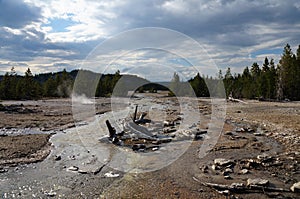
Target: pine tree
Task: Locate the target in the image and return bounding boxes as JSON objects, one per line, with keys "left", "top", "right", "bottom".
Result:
{"left": 278, "top": 44, "right": 296, "bottom": 100}
{"left": 261, "top": 57, "right": 270, "bottom": 99}
{"left": 23, "top": 68, "right": 36, "bottom": 99}
{"left": 189, "top": 73, "right": 209, "bottom": 97}
{"left": 250, "top": 62, "right": 261, "bottom": 98}
{"left": 269, "top": 59, "right": 277, "bottom": 99}
{"left": 224, "top": 67, "right": 234, "bottom": 97}
{"left": 169, "top": 72, "right": 180, "bottom": 96}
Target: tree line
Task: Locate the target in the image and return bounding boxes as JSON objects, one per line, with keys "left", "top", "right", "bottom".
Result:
{"left": 221, "top": 44, "right": 300, "bottom": 100}
{"left": 186, "top": 43, "right": 300, "bottom": 100}
{"left": 0, "top": 44, "right": 299, "bottom": 101}
{"left": 0, "top": 69, "right": 123, "bottom": 100}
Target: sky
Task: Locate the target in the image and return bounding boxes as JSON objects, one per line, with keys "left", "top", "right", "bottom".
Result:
{"left": 1, "top": 0, "right": 300, "bottom": 81}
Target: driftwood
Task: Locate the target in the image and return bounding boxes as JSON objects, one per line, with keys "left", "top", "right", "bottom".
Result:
{"left": 228, "top": 96, "right": 247, "bottom": 104}
{"left": 193, "top": 177, "right": 290, "bottom": 194}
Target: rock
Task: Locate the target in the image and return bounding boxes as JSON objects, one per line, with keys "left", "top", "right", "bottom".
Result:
{"left": 214, "top": 158, "right": 235, "bottom": 167}
{"left": 0, "top": 168, "right": 8, "bottom": 173}
{"left": 163, "top": 121, "right": 174, "bottom": 127}
{"left": 245, "top": 128, "right": 254, "bottom": 133}
{"left": 224, "top": 175, "right": 232, "bottom": 180}
{"left": 218, "top": 190, "right": 230, "bottom": 195}
{"left": 54, "top": 155, "right": 61, "bottom": 161}
{"left": 201, "top": 165, "right": 208, "bottom": 173}
{"left": 243, "top": 159, "right": 260, "bottom": 169}
{"left": 69, "top": 155, "right": 76, "bottom": 160}
{"left": 194, "top": 134, "right": 203, "bottom": 140}
{"left": 239, "top": 169, "right": 249, "bottom": 174}
{"left": 225, "top": 168, "right": 233, "bottom": 173}
{"left": 211, "top": 164, "right": 217, "bottom": 171}
{"left": 196, "top": 130, "right": 208, "bottom": 135}
{"left": 224, "top": 131, "right": 233, "bottom": 135}
{"left": 290, "top": 182, "right": 300, "bottom": 192}
{"left": 236, "top": 128, "right": 245, "bottom": 132}
{"left": 253, "top": 132, "right": 263, "bottom": 136}
{"left": 132, "top": 144, "right": 146, "bottom": 151}
{"left": 104, "top": 171, "right": 119, "bottom": 178}
{"left": 67, "top": 166, "right": 79, "bottom": 172}
{"left": 247, "top": 178, "right": 269, "bottom": 187}
{"left": 257, "top": 153, "right": 273, "bottom": 162}
{"left": 78, "top": 170, "right": 88, "bottom": 174}
{"left": 151, "top": 147, "right": 159, "bottom": 151}
{"left": 230, "top": 183, "right": 245, "bottom": 189}
{"left": 44, "top": 190, "right": 56, "bottom": 197}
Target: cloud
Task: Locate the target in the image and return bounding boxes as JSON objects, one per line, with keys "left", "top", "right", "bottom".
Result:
{"left": 0, "top": 0, "right": 42, "bottom": 28}
{"left": 1, "top": 0, "right": 300, "bottom": 78}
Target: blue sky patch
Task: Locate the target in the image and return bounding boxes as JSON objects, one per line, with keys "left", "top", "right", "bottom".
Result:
{"left": 251, "top": 48, "right": 282, "bottom": 58}
{"left": 45, "top": 18, "right": 79, "bottom": 32}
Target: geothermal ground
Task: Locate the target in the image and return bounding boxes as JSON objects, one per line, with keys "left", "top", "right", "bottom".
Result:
{"left": 0, "top": 94, "right": 299, "bottom": 198}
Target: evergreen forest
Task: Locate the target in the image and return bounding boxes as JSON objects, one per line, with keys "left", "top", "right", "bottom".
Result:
{"left": 0, "top": 44, "right": 299, "bottom": 101}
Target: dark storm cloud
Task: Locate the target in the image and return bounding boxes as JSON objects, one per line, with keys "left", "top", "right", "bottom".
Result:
{"left": 0, "top": 0, "right": 42, "bottom": 28}
{"left": 0, "top": 26, "right": 96, "bottom": 62}
{"left": 1, "top": 0, "right": 300, "bottom": 75}
{"left": 105, "top": 0, "right": 300, "bottom": 48}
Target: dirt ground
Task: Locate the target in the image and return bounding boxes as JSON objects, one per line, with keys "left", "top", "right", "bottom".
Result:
{"left": 0, "top": 98, "right": 111, "bottom": 166}
{"left": 0, "top": 97, "right": 299, "bottom": 198}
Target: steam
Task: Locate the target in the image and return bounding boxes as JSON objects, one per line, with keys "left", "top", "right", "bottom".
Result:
{"left": 72, "top": 93, "right": 94, "bottom": 105}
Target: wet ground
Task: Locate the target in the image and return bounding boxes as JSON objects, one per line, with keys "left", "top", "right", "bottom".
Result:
{"left": 0, "top": 96, "right": 299, "bottom": 198}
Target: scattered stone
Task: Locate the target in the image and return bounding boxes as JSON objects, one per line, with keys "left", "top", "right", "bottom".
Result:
{"left": 290, "top": 182, "right": 300, "bottom": 192}
{"left": 253, "top": 132, "right": 264, "bottom": 136}
{"left": 163, "top": 121, "right": 174, "bottom": 127}
{"left": 194, "top": 133, "right": 203, "bottom": 140}
{"left": 231, "top": 183, "right": 245, "bottom": 189}
{"left": 151, "top": 147, "right": 159, "bottom": 151}
{"left": 196, "top": 130, "right": 208, "bottom": 135}
{"left": 78, "top": 170, "right": 88, "bottom": 174}
{"left": 257, "top": 153, "right": 273, "bottom": 162}
{"left": 163, "top": 127, "right": 176, "bottom": 133}
{"left": 69, "top": 155, "right": 76, "bottom": 160}
{"left": 224, "top": 168, "right": 233, "bottom": 174}
{"left": 217, "top": 190, "right": 230, "bottom": 195}
{"left": 67, "top": 166, "right": 79, "bottom": 172}
{"left": 236, "top": 128, "right": 245, "bottom": 132}
{"left": 236, "top": 127, "right": 254, "bottom": 133}
{"left": 0, "top": 168, "right": 8, "bottom": 173}
{"left": 247, "top": 128, "right": 254, "bottom": 133}
{"left": 132, "top": 144, "right": 146, "bottom": 151}
{"left": 211, "top": 164, "right": 217, "bottom": 171}
{"left": 224, "top": 175, "right": 232, "bottom": 180}
{"left": 247, "top": 178, "right": 269, "bottom": 187}
{"left": 44, "top": 190, "right": 56, "bottom": 197}
{"left": 54, "top": 155, "right": 61, "bottom": 161}
{"left": 224, "top": 131, "right": 233, "bottom": 135}
{"left": 201, "top": 165, "right": 208, "bottom": 173}
{"left": 104, "top": 171, "right": 119, "bottom": 178}
{"left": 242, "top": 159, "right": 260, "bottom": 169}
{"left": 239, "top": 169, "right": 249, "bottom": 175}
{"left": 214, "top": 158, "right": 235, "bottom": 167}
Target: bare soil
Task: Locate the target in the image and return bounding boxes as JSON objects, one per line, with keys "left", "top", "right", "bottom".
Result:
{"left": 0, "top": 134, "right": 51, "bottom": 165}
{"left": 0, "top": 98, "right": 111, "bottom": 166}
{"left": 0, "top": 97, "right": 299, "bottom": 198}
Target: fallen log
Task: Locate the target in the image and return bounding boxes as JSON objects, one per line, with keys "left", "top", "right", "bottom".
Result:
{"left": 193, "top": 177, "right": 290, "bottom": 194}
{"left": 228, "top": 97, "right": 247, "bottom": 104}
